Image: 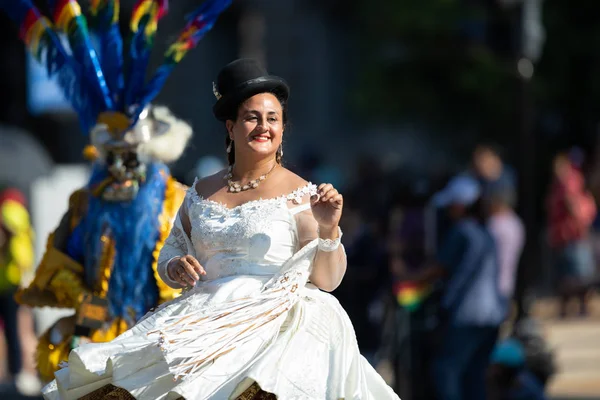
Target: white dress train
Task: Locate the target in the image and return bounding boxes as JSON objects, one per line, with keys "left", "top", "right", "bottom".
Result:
{"left": 42, "top": 182, "right": 400, "bottom": 400}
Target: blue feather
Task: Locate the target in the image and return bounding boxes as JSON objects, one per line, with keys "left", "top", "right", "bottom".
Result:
{"left": 80, "top": 163, "right": 168, "bottom": 323}
{"left": 46, "top": 0, "right": 114, "bottom": 112}
{"left": 89, "top": 2, "right": 125, "bottom": 109}
{"left": 100, "top": 24, "right": 125, "bottom": 108}
{"left": 130, "top": 0, "right": 231, "bottom": 122}
{"left": 123, "top": 24, "right": 153, "bottom": 111}
{"left": 123, "top": 0, "right": 169, "bottom": 112}
{"left": 129, "top": 64, "right": 174, "bottom": 120}
{"left": 0, "top": 0, "right": 102, "bottom": 132}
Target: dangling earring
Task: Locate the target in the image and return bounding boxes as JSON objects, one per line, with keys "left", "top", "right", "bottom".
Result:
{"left": 227, "top": 140, "right": 233, "bottom": 154}
{"left": 279, "top": 146, "right": 283, "bottom": 158}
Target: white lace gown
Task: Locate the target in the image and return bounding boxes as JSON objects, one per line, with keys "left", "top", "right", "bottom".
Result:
{"left": 42, "top": 183, "right": 400, "bottom": 400}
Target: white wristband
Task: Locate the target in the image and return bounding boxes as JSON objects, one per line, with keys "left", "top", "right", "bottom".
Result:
{"left": 317, "top": 226, "right": 343, "bottom": 252}
{"left": 162, "top": 257, "right": 182, "bottom": 287}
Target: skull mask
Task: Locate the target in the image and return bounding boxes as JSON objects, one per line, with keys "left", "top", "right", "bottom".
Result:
{"left": 91, "top": 106, "right": 170, "bottom": 202}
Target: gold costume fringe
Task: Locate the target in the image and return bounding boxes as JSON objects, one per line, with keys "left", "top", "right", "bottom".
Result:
{"left": 78, "top": 382, "right": 276, "bottom": 400}
{"left": 234, "top": 382, "right": 277, "bottom": 400}
{"left": 21, "top": 179, "right": 186, "bottom": 382}
{"left": 36, "top": 326, "right": 72, "bottom": 384}
{"left": 153, "top": 175, "right": 187, "bottom": 302}
{"left": 78, "top": 385, "right": 136, "bottom": 400}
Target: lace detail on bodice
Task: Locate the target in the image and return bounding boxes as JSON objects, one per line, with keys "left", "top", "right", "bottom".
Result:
{"left": 184, "top": 180, "right": 318, "bottom": 281}
{"left": 185, "top": 180, "right": 317, "bottom": 212}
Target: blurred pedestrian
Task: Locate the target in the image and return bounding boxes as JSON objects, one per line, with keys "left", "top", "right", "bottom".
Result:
{"left": 487, "top": 338, "right": 547, "bottom": 400}
{"left": 414, "top": 176, "right": 508, "bottom": 400}
{"left": 547, "top": 152, "right": 597, "bottom": 317}
{"left": 0, "top": 187, "right": 40, "bottom": 395}
{"left": 486, "top": 182, "right": 525, "bottom": 302}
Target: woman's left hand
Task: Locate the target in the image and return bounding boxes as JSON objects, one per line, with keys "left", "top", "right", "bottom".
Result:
{"left": 311, "top": 183, "right": 343, "bottom": 231}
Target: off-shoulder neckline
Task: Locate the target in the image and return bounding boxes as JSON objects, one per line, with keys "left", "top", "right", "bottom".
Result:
{"left": 187, "top": 178, "right": 317, "bottom": 213}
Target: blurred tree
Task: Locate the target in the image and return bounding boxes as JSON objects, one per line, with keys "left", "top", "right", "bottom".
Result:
{"left": 350, "top": 0, "right": 600, "bottom": 151}
{"left": 350, "top": 0, "right": 517, "bottom": 143}
{"left": 535, "top": 0, "right": 600, "bottom": 148}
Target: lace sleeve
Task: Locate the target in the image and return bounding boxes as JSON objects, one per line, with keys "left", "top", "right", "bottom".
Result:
{"left": 158, "top": 193, "right": 195, "bottom": 288}
{"left": 293, "top": 206, "right": 347, "bottom": 292}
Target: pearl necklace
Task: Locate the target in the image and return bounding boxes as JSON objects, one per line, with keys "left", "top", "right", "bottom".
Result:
{"left": 225, "top": 164, "right": 276, "bottom": 193}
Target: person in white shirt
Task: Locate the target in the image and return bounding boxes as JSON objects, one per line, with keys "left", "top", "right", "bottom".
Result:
{"left": 486, "top": 185, "right": 525, "bottom": 300}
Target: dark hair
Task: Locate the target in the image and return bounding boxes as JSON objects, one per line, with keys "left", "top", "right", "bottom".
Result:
{"left": 224, "top": 90, "right": 288, "bottom": 166}
{"left": 474, "top": 143, "right": 503, "bottom": 159}
{"left": 553, "top": 151, "right": 570, "bottom": 164}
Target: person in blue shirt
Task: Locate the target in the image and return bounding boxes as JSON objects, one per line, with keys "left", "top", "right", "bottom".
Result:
{"left": 419, "top": 176, "right": 508, "bottom": 400}
{"left": 487, "top": 338, "right": 547, "bottom": 400}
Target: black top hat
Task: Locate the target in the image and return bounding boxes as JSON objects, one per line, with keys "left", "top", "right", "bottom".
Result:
{"left": 212, "top": 59, "right": 290, "bottom": 121}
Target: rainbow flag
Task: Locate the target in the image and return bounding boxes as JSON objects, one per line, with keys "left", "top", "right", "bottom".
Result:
{"left": 393, "top": 281, "right": 432, "bottom": 312}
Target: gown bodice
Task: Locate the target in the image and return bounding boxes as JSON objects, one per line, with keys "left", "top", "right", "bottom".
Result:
{"left": 160, "top": 182, "right": 318, "bottom": 283}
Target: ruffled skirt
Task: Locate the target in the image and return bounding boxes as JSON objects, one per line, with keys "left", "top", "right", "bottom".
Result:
{"left": 42, "top": 245, "right": 399, "bottom": 400}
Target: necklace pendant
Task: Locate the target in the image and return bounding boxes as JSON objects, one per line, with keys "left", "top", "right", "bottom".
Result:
{"left": 227, "top": 163, "right": 276, "bottom": 193}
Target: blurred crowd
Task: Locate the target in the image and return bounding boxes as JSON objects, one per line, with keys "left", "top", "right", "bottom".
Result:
{"left": 297, "top": 145, "right": 598, "bottom": 400}
{"left": 0, "top": 144, "right": 599, "bottom": 399}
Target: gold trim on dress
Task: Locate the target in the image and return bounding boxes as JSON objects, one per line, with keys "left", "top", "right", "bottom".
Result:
{"left": 152, "top": 175, "right": 187, "bottom": 303}
{"left": 15, "top": 234, "right": 87, "bottom": 309}
{"left": 78, "top": 384, "right": 136, "bottom": 400}
{"left": 96, "top": 234, "right": 116, "bottom": 296}
{"left": 235, "top": 382, "right": 277, "bottom": 400}
{"left": 78, "top": 381, "right": 277, "bottom": 400}
{"left": 36, "top": 324, "right": 72, "bottom": 383}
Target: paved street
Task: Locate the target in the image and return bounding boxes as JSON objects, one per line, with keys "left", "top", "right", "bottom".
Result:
{"left": 532, "top": 297, "right": 600, "bottom": 400}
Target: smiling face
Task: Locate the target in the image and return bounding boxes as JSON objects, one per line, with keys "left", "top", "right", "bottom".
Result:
{"left": 226, "top": 92, "right": 285, "bottom": 163}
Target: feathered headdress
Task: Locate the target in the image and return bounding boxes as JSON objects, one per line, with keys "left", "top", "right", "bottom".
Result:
{"left": 0, "top": 0, "right": 232, "bottom": 135}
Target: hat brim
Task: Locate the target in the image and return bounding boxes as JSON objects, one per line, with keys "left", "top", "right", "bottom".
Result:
{"left": 213, "top": 76, "right": 290, "bottom": 122}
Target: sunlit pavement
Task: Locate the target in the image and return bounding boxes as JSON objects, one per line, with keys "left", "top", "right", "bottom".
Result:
{"left": 531, "top": 296, "right": 600, "bottom": 400}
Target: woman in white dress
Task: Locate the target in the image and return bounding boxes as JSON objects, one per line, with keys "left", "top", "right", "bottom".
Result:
{"left": 42, "top": 59, "right": 400, "bottom": 400}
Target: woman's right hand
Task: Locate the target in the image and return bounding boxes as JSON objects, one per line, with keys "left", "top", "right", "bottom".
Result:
{"left": 167, "top": 255, "right": 206, "bottom": 287}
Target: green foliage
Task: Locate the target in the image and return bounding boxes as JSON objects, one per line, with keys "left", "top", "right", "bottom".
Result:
{"left": 350, "top": 0, "right": 516, "bottom": 136}
{"left": 351, "top": 0, "right": 600, "bottom": 145}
